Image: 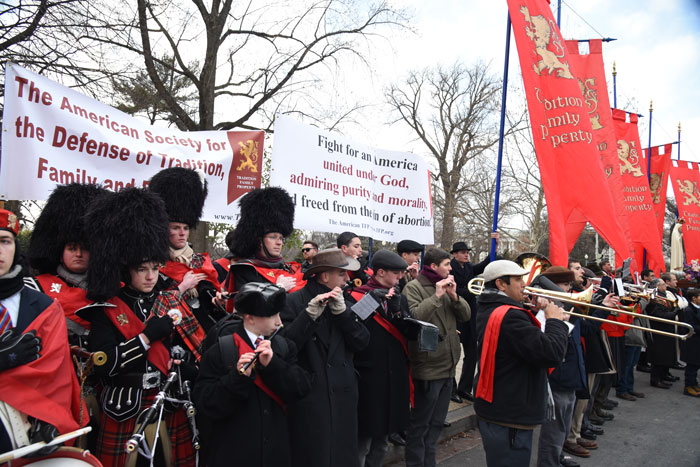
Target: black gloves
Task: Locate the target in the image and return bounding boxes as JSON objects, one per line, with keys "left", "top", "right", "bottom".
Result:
{"left": 28, "top": 419, "right": 59, "bottom": 457}
{"left": 0, "top": 329, "right": 41, "bottom": 372}
{"left": 143, "top": 315, "right": 174, "bottom": 343}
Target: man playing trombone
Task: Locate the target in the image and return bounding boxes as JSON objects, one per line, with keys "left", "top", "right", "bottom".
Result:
{"left": 473, "top": 260, "right": 569, "bottom": 467}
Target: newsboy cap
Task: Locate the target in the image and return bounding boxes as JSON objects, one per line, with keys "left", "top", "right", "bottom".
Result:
{"left": 397, "top": 240, "right": 424, "bottom": 254}
{"left": 482, "top": 260, "right": 528, "bottom": 282}
{"left": 371, "top": 250, "right": 408, "bottom": 272}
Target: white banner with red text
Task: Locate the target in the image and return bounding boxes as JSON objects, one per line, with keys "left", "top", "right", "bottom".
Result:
{"left": 270, "top": 114, "right": 434, "bottom": 243}
{"left": 0, "top": 63, "right": 263, "bottom": 223}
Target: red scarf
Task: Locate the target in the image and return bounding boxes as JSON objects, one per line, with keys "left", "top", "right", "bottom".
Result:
{"left": 351, "top": 287, "right": 414, "bottom": 407}
{"left": 0, "top": 300, "right": 88, "bottom": 434}
{"left": 36, "top": 274, "right": 92, "bottom": 329}
{"left": 232, "top": 332, "right": 285, "bottom": 409}
{"left": 160, "top": 253, "right": 220, "bottom": 288}
{"left": 104, "top": 298, "right": 171, "bottom": 375}
{"left": 475, "top": 304, "right": 540, "bottom": 403}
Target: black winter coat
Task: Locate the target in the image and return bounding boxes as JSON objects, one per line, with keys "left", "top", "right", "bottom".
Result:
{"left": 350, "top": 291, "right": 411, "bottom": 437}
{"left": 681, "top": 304, "right": 700, "bottom": 366}
{"left": 474, "top": 291, "right": 569, "bottom": 426}
{"left": 280, "top": 280, "right": 370, "bottom": 467}
{"left": 451, "top": 256, "right": 491, "bottom": 342}
{"left": 646, "top": 297, "right": 678, "bottom": 367}
{"left": 194, "top": 320, "right": 311, "bottom": 467}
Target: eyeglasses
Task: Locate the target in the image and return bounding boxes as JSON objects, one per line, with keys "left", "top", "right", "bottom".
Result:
{"left": 301, "top": 248, "right": 316, "bottom": 253}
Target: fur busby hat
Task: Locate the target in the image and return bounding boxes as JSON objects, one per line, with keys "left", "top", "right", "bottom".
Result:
{"left": 230, "top": 187, "right": 295, "bottom": 259}
{"left": 148, "top": 168, "right": 208, "bottom": 228}
{"left": 28, "top": 183, "right": 107, "bottom": 274}
{"left": 84, "top": 188, "right": 170, "bottom": 301}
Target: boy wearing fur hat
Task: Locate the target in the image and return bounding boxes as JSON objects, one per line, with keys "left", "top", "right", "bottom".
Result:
{"left": 0, "top": 209, "right": 87, "bottom": 456}
{"left": 148, "top": 167, "right": 225, "bottom": 333}
{"left": 281, "top": 248, "right": 369, "bottom": 467}
{"left": 80, "top": 188, "right": 199, "bottom": 467}
{"left": 194, "top": 282, "right": 310, "bottom": 467}
{"left": 227, "top": 187, "right": 305, "bottom": 306}
{"left": 349, "top": 249, "right": 413, "bottom": 467}
{"left": 25, "top": 183, "right": 107, "bottom": 344}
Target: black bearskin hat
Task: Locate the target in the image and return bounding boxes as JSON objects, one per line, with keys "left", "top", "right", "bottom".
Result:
{"left": 230, "top": 187, "right": 295, "bottom": 259}
{"left": 84, "top": 188, "right": 170, "bottom": 301}
{"left": 148, "top": 167, "right": 208, "bottom": 228}
{"left": 28, "top": 183, "right": 107, "bottom": 274}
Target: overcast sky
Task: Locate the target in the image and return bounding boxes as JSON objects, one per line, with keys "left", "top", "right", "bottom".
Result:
{"left": 352, "top": 0, "right": 700, "bottom": 163}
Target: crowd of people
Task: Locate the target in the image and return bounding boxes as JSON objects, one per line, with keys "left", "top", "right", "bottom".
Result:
{"left": 0, "top": 168, "right": 698, "bottom": 467}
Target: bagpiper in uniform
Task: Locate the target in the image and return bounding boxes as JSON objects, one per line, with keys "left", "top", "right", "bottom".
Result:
{"left": 148, "top": 167, "right": 225, "bottom": 332}
{"left": 79, "top": 188, "right": 198, "bottom": 467}
{"left": 226, "top": 187, "right": 305, "bottom": 312}
{"left": 0, "top": 209, "right": 87, "bottom": 456}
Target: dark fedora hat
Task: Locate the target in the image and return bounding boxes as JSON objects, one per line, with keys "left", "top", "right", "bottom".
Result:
{"left": 303, "top": 248, "right": 360, "bottom": 280}
{"left": 450, "top": 241, "right": 472, "bottom": 254}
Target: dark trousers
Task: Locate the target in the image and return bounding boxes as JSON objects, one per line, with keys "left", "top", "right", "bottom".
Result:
{"left": 650, "top": 364, "right": 669, "bottom": 383}
{"left": 684, "top": 363, "right": 700, "bottom": 387}
{"left": 537, "top": 390, "right": 575, "bottom": 467}
{"left": 358, "top": 435, "right": 388, "bottom": 467}
{"left": 405, "top": 378, "right": 452, "bottom": 467}
{"left": 616, "top": 345, "right": 642, "bottom": 395}
{"left": 478, "top": 419, "right": 533, "bottom": 467}
{"left": 457, "top": 335, "right": 477, "bottom": 395}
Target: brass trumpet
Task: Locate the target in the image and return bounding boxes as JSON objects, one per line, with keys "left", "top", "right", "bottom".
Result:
{"left": 467, "top": 278, "right": 694, "bottom": 341}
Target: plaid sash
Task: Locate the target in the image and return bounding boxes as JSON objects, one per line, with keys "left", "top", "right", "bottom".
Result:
{"left": 151, "top": 290, "right": 206, "bottom": 361}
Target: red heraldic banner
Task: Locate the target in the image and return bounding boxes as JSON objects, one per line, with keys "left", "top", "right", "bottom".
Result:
{"left": 226, "top": 131, "right": 265, "bottom": 205}
{"left": 507, "top": 0, "right": 630, "bottom": 266}
{"left": 670, "top": 160, "right": 700, "bottom": 262}
{"left": 610, "top": 110, "right": 665, "bottom": 271}
{"left": 642, "top": 144, "right": 673, "bottom": 241}
{"left": 563, "top": 39, "right": 636, "bottom": 269}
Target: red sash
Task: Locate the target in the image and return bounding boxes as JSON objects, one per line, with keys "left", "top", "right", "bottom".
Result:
{"left": 36, "top": 274, "right": 92, "bottom": 329}
{"left": 351, "top": 291, "right": 414, "bottom": 407}
{"left": 160, "top": 254, "right": 220, "bottom": 289}
{"left": 0, "top": 300, "right": 87, "bottom": 434}
{"left": 476, "top": 305, "right": 540, "bottom": 403}
{"left": 232, "top": 333, "right": 285, "bottom": 409}
{"left": 104, "top": 298, "right": 171, "bottom": 375}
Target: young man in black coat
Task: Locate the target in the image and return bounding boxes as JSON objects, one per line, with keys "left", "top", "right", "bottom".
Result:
{"left": 195, "top": 282, "right": 311, "bottom": 467}
{"left": 280, "top": 248, "right": 370, "bottom": 467}
{"left": 474, "top": 260, "right": 568, "bottom": 467}
{"left": 349, "top": 250, "right": 412, "bottom": 467}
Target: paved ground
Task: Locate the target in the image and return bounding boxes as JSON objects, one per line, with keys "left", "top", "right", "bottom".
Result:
{"left": 389, "top": 366, "right": 700, "bottom": 466}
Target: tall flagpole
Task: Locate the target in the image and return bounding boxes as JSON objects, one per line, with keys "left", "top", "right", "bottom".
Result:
{"left": 678, "top": 122, "right": 681, "bottom": 160}
{"left": 612, "top": 62, "right": 617, "bottom": 108}
{"left": 643, "top": 100, "right": 653, "bottom": 269}
{"left": 490, "top": 13, "right": 512, "bottom": 261}
{"left": 557, "top": 0, "right": 562, "bottom": 27}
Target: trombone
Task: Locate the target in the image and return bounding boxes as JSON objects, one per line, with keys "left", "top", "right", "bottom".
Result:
{"left": 467, "top": 278, "right": 694, "bottom": 341}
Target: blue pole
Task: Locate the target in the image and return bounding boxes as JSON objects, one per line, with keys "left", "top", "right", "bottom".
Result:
{"left": 643, "top": 101, "right": 653, "bottom": 269}
{"left": 368, "top": 237, "right": 373, "bottom": 262}
{"left": 557, "top": 0, "right": 562, "bottom": 27}
{"left": 678, "top": 122, "right": 681, "bottom": 160}
{"left": 612, "top": 62, "right": 617, "bottom": 108}
{"left": 491, "top": 13, "right": 511, "bottom": 261}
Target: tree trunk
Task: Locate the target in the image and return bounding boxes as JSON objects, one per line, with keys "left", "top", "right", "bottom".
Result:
{"left": 191, "top": 221, "right": 209, "bottom": 253}
{"left": 441, "top": 194, "right": 456, "bottom": 249}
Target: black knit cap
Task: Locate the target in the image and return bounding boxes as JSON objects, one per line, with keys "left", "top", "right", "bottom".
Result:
{"left": 84, "top": 188, "right": 170, "bottom": 301}
{"left": 230, "top": 187, "right": 295, "bottom": 259}
{"left": 28, "top": 183, "right": 107, "bottom": 274}
{"left": 148, "top": 168, "right": 208, "bottom": 228}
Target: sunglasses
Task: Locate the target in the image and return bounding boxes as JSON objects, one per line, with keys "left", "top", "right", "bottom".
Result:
{"left": 301, "top": 248, "right": 315, "bottom": 252}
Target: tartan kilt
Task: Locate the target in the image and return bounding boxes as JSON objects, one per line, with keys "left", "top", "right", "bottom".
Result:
{"left": 96, "top": 389, "right": 196, "bottom": 467}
